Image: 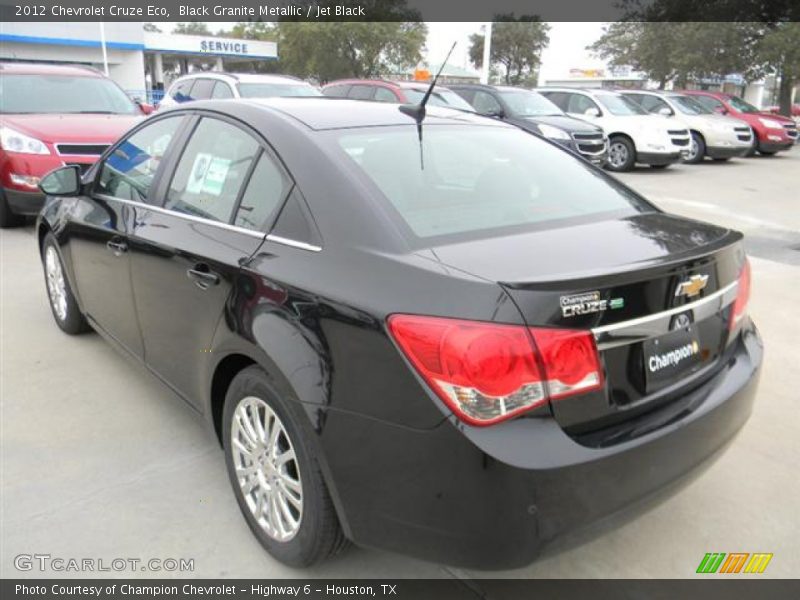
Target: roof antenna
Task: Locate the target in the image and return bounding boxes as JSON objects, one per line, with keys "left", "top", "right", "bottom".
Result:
{"left": 399, "top": 42, "right": 457, "bottom": 170}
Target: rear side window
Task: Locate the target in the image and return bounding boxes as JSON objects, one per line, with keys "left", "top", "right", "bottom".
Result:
{"left": 189, "top": 78, "right": 215, "bottom": 100}
{"left": 374, "top": 87, "right": 399, "bottom": 103}
{"left": 234, "top": 153, "right": 291, "bottom": 232}
{"left": 323, "top": 84, "right": 351, "bottom": 98}
{"left": 165, "top": 118, "right": 260, "bottom": 223}
{"left": 349, "top": 85, "right": 375, "bottom": 100}
{"left": 334, "top": 126, "right": 648, "bottom": 241}
{"left": 96, "top": 116, "right": 183, "bottom": 203}
{"left": 211, "top": 81, "right": 234, "bottom": 99}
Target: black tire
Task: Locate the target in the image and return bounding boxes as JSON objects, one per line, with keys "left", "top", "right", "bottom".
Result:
{"left": 712, "top": 157, "right": 731, "bottom": 162}
{"left": 222, "top": 365, "right": 347, "bottom": 567}
{"left": 41, "top": 233, "right": 91, "bottom": 335}
{"left": 606, "top": 136, "right": 636, "bottom": 172}
{"left": 649, "top": 164, "right": 670, "bottom": 170}
{"left": 758, "top": 150, "right": 777, "bottom": 156}
{"left": 685, "top": 131, "right": 706, "bottom": 164}
{"left": 745, "top": 137, "right": 758, "bottom": 157}
{"left": 0, "top": 189, "right": 25, "bottom": 228}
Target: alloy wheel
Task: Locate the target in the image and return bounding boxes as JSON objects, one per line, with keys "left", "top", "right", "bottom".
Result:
{"left": 688, "top": 138, "right": 700, "bottom": 161}
{"left": 231, "top": 396, "right": 303, "bottom": 542}
{"left": 45, "top": 246, "right": 68, "bottom": 322}
{"left": 608, "top": 142, "right": 628, "bottom": 168}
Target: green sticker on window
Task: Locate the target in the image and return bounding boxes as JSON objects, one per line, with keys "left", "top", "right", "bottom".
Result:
{"left": 186, "top": 153, "right": 231, "bottom": 197}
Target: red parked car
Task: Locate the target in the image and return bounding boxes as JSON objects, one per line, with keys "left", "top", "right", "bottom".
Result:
{"left": 321, "top": 79, "right": 475, "bottom": 111}
{"left": 681, "top": 90, "right": 797, "bottom": 155}
{"left": 0, "top": 62, "right": 150, "bottom": 227}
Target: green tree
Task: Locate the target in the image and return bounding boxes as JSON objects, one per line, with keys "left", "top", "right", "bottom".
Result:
{"left": 468, "top": 15, "right": 550, "bottom": 85}
{"left": 172, "top": 22, "right": 212, "bottom": 36}
{"left": 277, "top": 21, "right": 426, "bottom": 82}
{"left": 755, "top": 23, "right": 800, "bottom": 115}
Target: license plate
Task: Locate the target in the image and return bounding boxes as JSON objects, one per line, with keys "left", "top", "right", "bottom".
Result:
{"left": 643, "top": 325, "right": 701, "bottom": 392}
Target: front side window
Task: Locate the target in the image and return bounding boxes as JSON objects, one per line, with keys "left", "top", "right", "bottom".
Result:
{"left": 96, "top": 117, "right": 183, "bottom": 202}
{"left": 165, "top": 118, "right": 260, "bottom": 223}
{"left": 322, "top": 85, "right": 351, "bottom": 98}
{"left": 670, "top": 95, "right": 711, "bottom": 115}
{"left": 693, "top": 95, "right": 726, "bottom": 112}
{"left": 498, "top": 90, "right": 563, "bottom": 117}
{"left": 566, "top": 93, "right": 601, "bottom": 115}
{"left": 334, "top": 125, "right": 650, "bottom": 241}
{"left": 0, "top": 74, "right": 139, "bottom": 115}
{"left": 171, "top": 80, "right": 193, "bottom": 102}
{"left": 349, "top": 85, "right": 376, "bottom": 101}
{"left": 595, "top": 93, "right": 648, "bottom": 116}
{"left": 727, "top": 96, "right": 759, "bottom": 113}
{"left": 374, "top": 87, "right": 399, "bottom": 103}
{"left": 472, "top": 91, "right": 503, "bottom": 115}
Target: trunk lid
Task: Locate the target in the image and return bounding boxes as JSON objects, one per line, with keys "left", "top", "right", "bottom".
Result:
{"left": 422, "top": 212, "right": 745, "bottom": 435}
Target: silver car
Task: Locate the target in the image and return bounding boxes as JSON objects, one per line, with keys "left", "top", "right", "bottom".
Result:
{"left": 622, "top": 90, "right": 753, "bottom": 163}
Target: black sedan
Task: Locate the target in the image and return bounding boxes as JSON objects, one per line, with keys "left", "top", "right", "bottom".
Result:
{"left": 448, "top": 83, "right": 609, "bottom": 166}
{"left": 36, "top": 98, "right": 761, "bottom": 569}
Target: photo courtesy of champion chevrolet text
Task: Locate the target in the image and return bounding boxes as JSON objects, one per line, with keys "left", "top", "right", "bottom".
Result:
{"left": 0, "top": 1, "right": 798, "bottom": 598}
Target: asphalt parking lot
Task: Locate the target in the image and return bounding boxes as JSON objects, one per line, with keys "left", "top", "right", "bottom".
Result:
{"left": 1, "top": 149, "right": 798, "bottom": 579}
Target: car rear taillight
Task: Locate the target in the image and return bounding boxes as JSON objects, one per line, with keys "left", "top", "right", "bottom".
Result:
{"left": 729, "top": 259, "right": 751, "bottom": 331}
{"left": 387, "top": 315, "right": 604, "bottom": 426}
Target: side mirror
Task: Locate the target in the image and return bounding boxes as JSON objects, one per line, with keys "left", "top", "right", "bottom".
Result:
{"left": 658, "top": 106, "right": 673, "bottom": 116}
{"left": 39, "top": 165, "right": 81, "bottom": 197}
{"left": 137, "top": 102, "right": 155, "bottom": 115}
{"left": 584, "top": 107, "right": 601, "bottom": 117}
{"left": 484, "top": 107, "right": 505, "bottom": 119}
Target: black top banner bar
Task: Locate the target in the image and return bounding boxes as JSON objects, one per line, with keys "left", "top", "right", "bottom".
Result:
{"left": 0, "top": 0, "right": 798, "bottom": 22}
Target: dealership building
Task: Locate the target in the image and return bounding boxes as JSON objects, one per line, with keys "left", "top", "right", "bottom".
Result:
{"left": 0, "top": 22, "right": 277, "bottom": 101}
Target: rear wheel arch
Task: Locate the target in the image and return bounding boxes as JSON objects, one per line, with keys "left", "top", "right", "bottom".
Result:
{"left": 210, "top": 353, "right": 257, "bottom": 445}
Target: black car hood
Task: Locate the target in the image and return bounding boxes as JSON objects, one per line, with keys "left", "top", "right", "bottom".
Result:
{"left": 516, "top": 114, "right": 602, "bottom": 134}
{"left": 420, "top": 212, "right": 737, "bottom": 285}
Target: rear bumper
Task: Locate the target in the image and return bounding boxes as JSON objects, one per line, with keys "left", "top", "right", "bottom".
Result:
{"left": 2, "top": 187, "right": 45, "bottom": 216}
{"left": 636, "top": 151, "right": 682, "bottom": 165}
{"left": 321, "top": 322, "right": 762, "bottom": 569}
{"left": 706, "top": 145, "right": 750, "bottom": 159}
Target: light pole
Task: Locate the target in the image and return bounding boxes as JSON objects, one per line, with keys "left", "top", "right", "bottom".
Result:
{"left": 99, "top": 22, "right": 109, "bottom": 76}
{"left": 480, "top": 22, "right": 492, "bottom": 85}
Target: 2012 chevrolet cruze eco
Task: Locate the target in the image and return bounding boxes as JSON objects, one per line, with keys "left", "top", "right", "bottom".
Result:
{"left": 36, "top": 98, "right": 762, "bottom": 569}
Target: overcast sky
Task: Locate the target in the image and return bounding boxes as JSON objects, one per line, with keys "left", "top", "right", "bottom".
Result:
{"left": 206, "top": 22, "right": 608, "bottom": 79}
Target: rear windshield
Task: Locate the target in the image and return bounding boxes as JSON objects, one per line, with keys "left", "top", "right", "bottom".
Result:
{"left": 333, "top": 125, "right": 650, "bottom": 241}
{"left": 237, "top": 83, "right": 322, "bottom": 98}
{"left": 596, "top": 94, "right": 648, "bottom": 116}
{"left": 0, "top": 74, "right": 139, "bottom": 114}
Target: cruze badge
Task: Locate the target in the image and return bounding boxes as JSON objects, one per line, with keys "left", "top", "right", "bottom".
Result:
{"left": 675, "top": 274, "right": 709, "bottom": 298}
{"left": 560, "top": 291, "right": 624, "bottom": 318}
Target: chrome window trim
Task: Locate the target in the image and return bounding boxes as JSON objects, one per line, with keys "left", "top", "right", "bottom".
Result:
{"left": 94, "top": 193, "right": 266, "bottom": 240}
{"left": 592, "top": 280, "right": 738, "bottom": 350}
{"left": 265, "top": 234, "right": 322, "bottom": 253}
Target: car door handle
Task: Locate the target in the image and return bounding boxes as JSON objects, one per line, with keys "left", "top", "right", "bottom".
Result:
{"left": 187, "top": 265, "right": 220, "bottom": 290}
{"left": 106, "top": 240, "right": 128, "bottom": 256}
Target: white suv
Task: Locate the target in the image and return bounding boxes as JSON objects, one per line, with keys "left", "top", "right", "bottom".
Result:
{"left": 539, "top": 88, "right": 690, "bottom": 171}
{"left": 159, "top": 73, "right": 320, "bottom": 108}
{"left": 621, "top": 90, "right": 754, "bottom": 163}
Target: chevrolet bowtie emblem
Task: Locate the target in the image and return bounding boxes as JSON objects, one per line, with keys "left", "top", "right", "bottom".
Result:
{"left": 675, "top": 274, "right": 709, "bottom": 298}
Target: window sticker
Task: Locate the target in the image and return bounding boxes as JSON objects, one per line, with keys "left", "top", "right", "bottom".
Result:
{"left": 186, "top": 153, "right": 231, "bottom": 196}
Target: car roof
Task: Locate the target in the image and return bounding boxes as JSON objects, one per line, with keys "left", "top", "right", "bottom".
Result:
{"left": 0, "top": 62, "right": 104, "bottom": 77}
{"left": 173, "top": 72, "right": 307, "bottom": 85}
{"left": 323, "top": 79, "right": 398, "bottom": 88}
{"left": 209, "top": 97, "right": 505, "bottom": 131}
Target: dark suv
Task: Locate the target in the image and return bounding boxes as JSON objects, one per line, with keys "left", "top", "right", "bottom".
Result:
{"left": 449, "top": 84, "right": 608, "bottom": 166}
